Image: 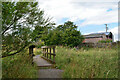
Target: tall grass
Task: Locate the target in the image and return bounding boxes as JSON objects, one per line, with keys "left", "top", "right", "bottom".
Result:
{"left": 2, "top": 49, "right": 38, "bottom": 78}
{"left": 55, "top": 46, "right": 118, "bottom": 78}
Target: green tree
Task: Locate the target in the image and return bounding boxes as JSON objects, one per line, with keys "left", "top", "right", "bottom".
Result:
{"left": 62, "top": 29, "right": 84, "bottom": 47}
{"left": 2, "top": 2, "right": 52, "bottom": 58}
{"left": 42, "top": 30, "right": 63, "bottom": 45}
{"left": 56, "top": 21, "right": 77, "bottom": 32}
{"left": 43, "top": 21, "right": 84, "bottom": 47}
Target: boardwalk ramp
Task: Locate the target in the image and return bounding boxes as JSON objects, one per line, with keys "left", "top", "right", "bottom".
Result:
{"left": 33, "top": 55, "right": 64, "bottom": 78}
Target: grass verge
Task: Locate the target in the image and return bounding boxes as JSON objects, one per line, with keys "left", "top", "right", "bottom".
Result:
{"left": 55, "top": 46, "right": 118, "bottom": 78}
{"left": 2, "top": 49, "right": 38, "bottom": 78}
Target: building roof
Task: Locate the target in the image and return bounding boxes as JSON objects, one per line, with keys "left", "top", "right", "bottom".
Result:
{"left": 88, "top": 32, "right": 111, "bottom": 35}
{"left": 83, "top": 32, "right": 112, "bottom": 38}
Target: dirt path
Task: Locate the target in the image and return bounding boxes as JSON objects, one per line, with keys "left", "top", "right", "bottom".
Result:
{"left": 33, "top": 55, "right": 64, "bottom": 78}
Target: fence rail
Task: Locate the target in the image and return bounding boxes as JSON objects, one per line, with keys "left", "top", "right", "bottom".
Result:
{"left": 41, "top": 46, "right": 56, "bottom": 64}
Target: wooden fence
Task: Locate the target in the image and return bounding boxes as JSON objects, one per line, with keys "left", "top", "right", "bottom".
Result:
{"left": 41, "top": 46, "right": 56, "bottom": 64}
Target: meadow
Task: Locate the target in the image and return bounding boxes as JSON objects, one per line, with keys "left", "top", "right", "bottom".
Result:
{"left": 2, "top": 46, "right": 118, "bottom": 78}
{"left": 2, "top": 49, "right": 38, "bottom": 78}
{"left": 55, "top": 46, "right": 118, "bottom": 78}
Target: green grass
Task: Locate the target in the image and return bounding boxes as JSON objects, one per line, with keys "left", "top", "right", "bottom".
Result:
{"left": 55, "top": 46, "right": 118, "bottom": 78}
{"left": 2, "top": 49, "right": 38, "bottom": 78}
{"left": 34, "top": 48, "right": 42, "bottom": 56}
{"left": 9, "top": 46, "right": 117, "bottom": 78}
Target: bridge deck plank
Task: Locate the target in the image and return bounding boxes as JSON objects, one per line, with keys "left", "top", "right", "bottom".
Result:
{"left": 33, "top": 55, "right": 53, "bottom": 67}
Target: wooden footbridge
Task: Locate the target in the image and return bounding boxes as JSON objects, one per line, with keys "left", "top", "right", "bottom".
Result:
{"left": 29, "top": 45, "right": 63, "bottom": 78}
{"left": 33, "top": 46, "right": 56, "bottom": 67}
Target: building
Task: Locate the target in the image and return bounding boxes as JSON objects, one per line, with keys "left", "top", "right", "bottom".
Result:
{"left": 83, "top": 32, "right": 114, "bottom": 43}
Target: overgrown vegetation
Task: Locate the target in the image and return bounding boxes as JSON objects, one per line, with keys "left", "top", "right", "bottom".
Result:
{"left": 2, "top": 1, "right": 53, "bottom": 78}
{"left": 98, "top": 39, "right": 112, "bottom": 43}
{"left": 2, "top": 1, "right": 118, "bottom": 79}
{"left": 55, "top": 46, "right": 118, "bottom": 78}
{"left": 2, "top": 50, "right": 38, "bottom": 78}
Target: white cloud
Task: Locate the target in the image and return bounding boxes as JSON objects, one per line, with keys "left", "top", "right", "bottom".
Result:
{"left": 80, "top": 9, "right": 118, "bottom": 26}
{"left": 36, "top": 0, "right": 119, "bottom": 41}
{"left": 70, "top": 0, "right": 119, "bottom": 2}
{"left": 37, "top": 0, "right": 118, "bottom": 27}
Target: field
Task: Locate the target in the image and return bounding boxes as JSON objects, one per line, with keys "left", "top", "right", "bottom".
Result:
{"left": 2, "top": 46, "right": 118, "bottom": 78}
{"left": 55, "top": 46, "right": 118, "bottom": 78}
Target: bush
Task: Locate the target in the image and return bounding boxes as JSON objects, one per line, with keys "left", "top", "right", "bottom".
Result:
{"left": 98, "top": 39, "right": 112, "bottom": 43}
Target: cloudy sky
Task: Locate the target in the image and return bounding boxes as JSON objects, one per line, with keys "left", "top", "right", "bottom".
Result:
{"left": 37, "top": 0, "right": 119, "bottom": 41}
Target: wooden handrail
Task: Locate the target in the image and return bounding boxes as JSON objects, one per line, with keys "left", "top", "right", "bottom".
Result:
{"left": 41, "top": 46, "right": 56, "bottom": 64}
{"left": 41, "top": 46, "right": 56, "bottom": 48}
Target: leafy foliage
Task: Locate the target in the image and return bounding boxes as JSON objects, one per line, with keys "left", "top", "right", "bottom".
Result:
{"left": 42, "top": 21, "right": 84, "bottom": 47}
{"left": 62, "top": 29, "right": 84, "bottom": 47}
{"left": 98, "top": 39, "right": 112, "bottom": 43}
{"left": 2, "top": 2, "right": 53, "bottom": 57}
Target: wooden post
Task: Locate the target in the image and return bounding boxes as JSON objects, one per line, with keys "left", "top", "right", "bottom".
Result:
{"left": 29, "top": 45, "right": 35, "bottom": 57}
{"left": 50, "top": 48, "right": 51, "bottom": 59}
{"left": 29, "top": 45, "right": 35, "bottom": 64}
{"left": 43, "top": 48, "right": 44, "bottom": 56}
{"left": 45, "top": 48, "right": 46, "bottom": 57}
{"left": 53, "top": 47, "right": 55, "bottom": 63}
{"left": 29, "top": 47, "right": 33, "bottom": 57}
{"left": 47, "top": 48, "right": 48, "bottom": 58}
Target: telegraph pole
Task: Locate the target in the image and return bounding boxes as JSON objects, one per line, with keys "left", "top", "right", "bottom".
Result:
{"left": 105, "top": 24, "right": 108, "bottom": 32}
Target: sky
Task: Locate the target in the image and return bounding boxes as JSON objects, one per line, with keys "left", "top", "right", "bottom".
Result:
{"left": 37, "top": 0, "right": 119, "bottom": 42}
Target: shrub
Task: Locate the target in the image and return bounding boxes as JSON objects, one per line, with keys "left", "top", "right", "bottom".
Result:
{"left": 98, "top": 39, "right": 112, "bottom": 43}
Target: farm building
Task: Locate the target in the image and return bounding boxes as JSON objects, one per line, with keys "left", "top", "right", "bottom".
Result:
{"left": 82, "top": 32, "right": 114, "bottom": 43}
